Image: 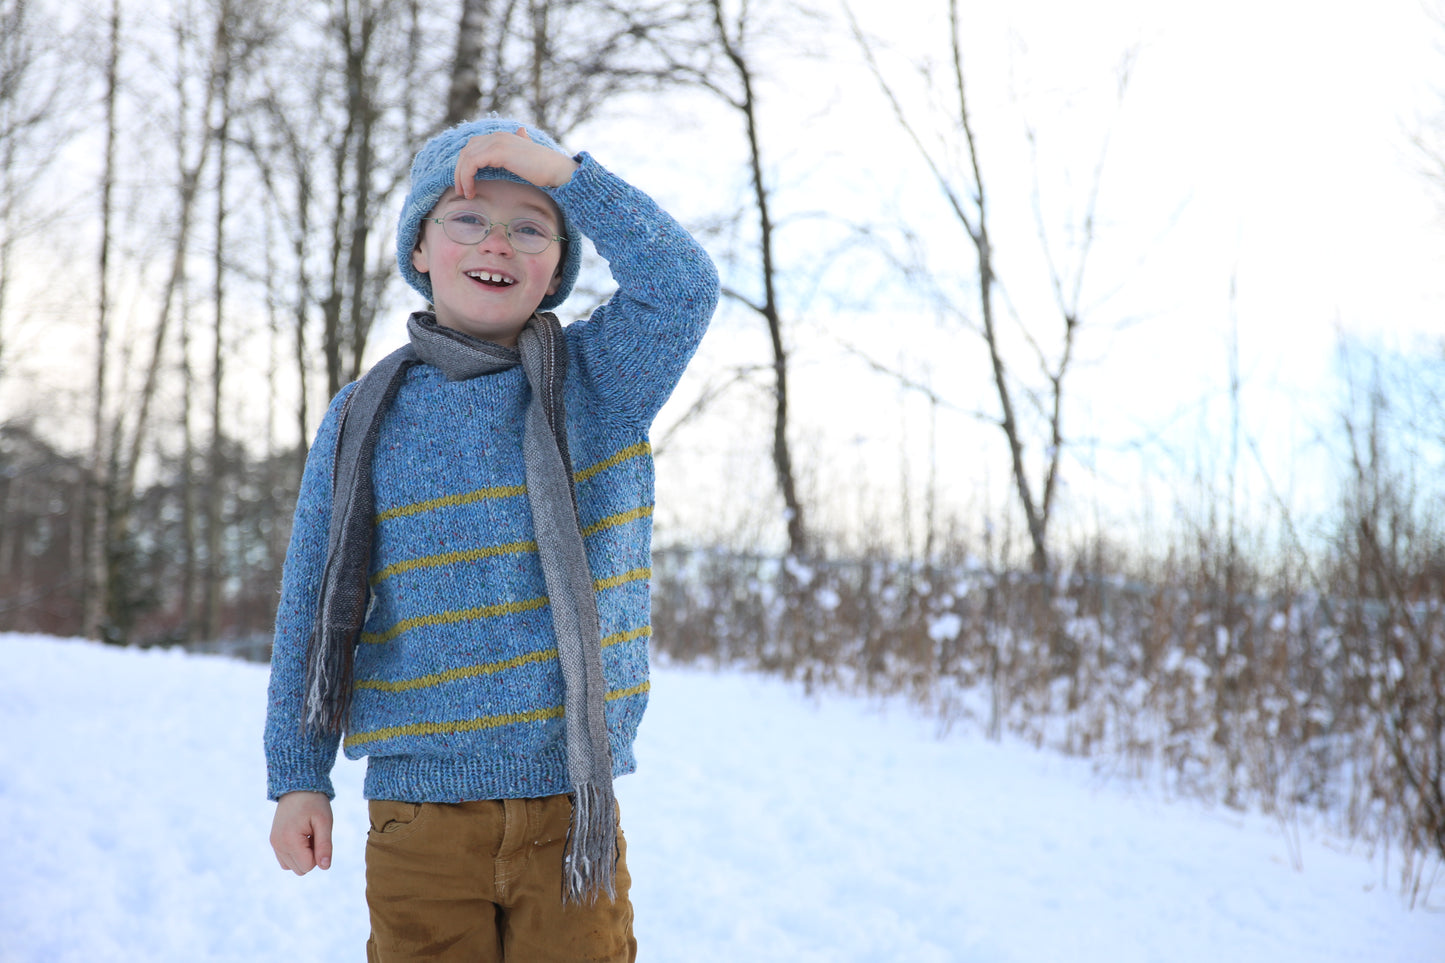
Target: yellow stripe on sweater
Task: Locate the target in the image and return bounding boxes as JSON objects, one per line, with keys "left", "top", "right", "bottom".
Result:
{"left": 361, "top": 571, "right": 652, "bottom": 646}
{"left": 354, "top": 625, "right": 651, "bottom": 694}
{"left": 602, "top": 625, "right": 652, "bottom": 647}
{"left": 576, "top": 441, "right": 651, "bottom": 484}
{"left": 344, "top": 679, "right": 651, "bottom": 749}
{"left": 595, "top": 567, "right": 651, "bottom": 591}
{"left": 607, "top": 680, "right": 651, "bottom": 702}
{"left": 371, "top": 441, "right": 649, "bottom": 525}
{"left": 360, "top": 596, "right": 550, "bottom": 645}
{"left": 581, "top": 505, "right": 653, "bottom": 539}
{"left": 376, "top": 485, "right": 528, "bottom": 523}
{"left": 346, "top": 706, "right": 563, "bottom": 747}
{"left": 355, "top": 647, "right": 558, "bottom": 692}
{"left": 371, "top": 539, "right": 538, "bottom": 584}
{"left": 371, "top": 510, "right": 648, "bottom": 585}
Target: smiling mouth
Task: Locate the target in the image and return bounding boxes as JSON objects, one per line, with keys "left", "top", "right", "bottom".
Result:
{"left": 467, "top": 270, "right": 516, "bottom": 288}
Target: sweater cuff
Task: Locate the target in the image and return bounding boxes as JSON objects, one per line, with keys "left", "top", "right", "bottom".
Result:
{"left": 266, "top": 753, "right": 338, "bottom": 802}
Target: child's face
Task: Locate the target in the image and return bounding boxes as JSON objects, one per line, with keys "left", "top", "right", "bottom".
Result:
{"left": 411, "top": 180, "right": 564, "bottom": 346}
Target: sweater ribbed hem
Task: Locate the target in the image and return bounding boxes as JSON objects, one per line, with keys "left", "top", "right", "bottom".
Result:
{"left": 361, "top": 742, "right": 637, "bottom": 803}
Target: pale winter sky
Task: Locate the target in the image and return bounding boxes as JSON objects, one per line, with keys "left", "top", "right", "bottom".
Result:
{"left": 573, "top": 0, "right": 1445, "bottom": 547}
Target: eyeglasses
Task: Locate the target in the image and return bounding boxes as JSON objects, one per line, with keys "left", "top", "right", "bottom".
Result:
{"left": 422, "top": 210, "right": 566, "bottom": 254}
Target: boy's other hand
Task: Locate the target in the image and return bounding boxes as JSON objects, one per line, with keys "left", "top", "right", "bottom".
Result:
{"left": 270, "top": 791, "right": 334, "bottom": 875}
{"left": 454, "top": 127, "right": 579, "bottom": 198}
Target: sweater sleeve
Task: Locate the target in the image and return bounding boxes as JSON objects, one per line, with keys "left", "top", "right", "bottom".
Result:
{"left": 262, "top": 385, "right": 354, "bottom": 801}
{"left": 547, "top": 153, "right": 720, "bottom": 426}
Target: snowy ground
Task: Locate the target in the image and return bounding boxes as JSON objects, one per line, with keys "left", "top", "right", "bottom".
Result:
{"left": 1, "top": 633, "right": 1441, "bottom": 962}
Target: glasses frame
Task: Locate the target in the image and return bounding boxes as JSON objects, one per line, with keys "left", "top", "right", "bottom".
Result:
{"left": 421, "top": 210, "right": 567, "bottom": 254}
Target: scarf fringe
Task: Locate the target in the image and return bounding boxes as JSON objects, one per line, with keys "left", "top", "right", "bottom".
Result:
{"left": 302, "top": 621, "right": 358, "bottom": 735}
{"left": 563, "top": 782, "right": 618, "bottom": 905}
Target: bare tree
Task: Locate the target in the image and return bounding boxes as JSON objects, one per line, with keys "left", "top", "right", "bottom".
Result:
{"left": 848, "top": 0, "right": 1129, "bottom": 577}
{"left": 234, "top": 0, "right": 427, "bottom": 416}
{"left": 86, "top": 0, "right": 122, "bottom": 640}
{"left": 203, "top": 18, "right": 233, "bottom": 642}
{"left": 201, "top": 0, "right": 279, "bottom": 640}
{"left": 444, "top": 0, "right": 491, "bottom": 126}
{"left": 323, "top": 0, "right": 386, "bottom": 393}
{"left": 99, "top": 1, "right": 234, "bottom": 642}
{"left": 711, "top": 0, "right": 805, "bottom": 560}
{"left": 440, "top": 0, "right": 711, "bottom": 136}
{"left": 235, "top": 89, "right": 321, "bottom": 459}
{"left": 646, "top": 0, "right": 810, "bottom": 560}
{"left": 0, "top": 0, "right": 79, "bottom": 380}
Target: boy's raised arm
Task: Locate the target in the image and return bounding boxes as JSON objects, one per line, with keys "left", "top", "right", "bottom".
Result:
{"left": 549, "top": 154, "right": 720, "bottom": 424}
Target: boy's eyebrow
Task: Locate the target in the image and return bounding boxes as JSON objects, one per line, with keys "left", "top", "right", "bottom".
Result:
{"left": 439, "top": 192, "right": 559, "bottom": 227}
{"left": 506, "top": 196, "right": 558, "bottom": 218}
{"left": 509, "top": 203, "right": 561, "bottom": 229}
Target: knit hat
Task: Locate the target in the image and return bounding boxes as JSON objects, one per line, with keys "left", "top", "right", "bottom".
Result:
{"left": 397, "top": 118, "right": 581, "bottom": 313}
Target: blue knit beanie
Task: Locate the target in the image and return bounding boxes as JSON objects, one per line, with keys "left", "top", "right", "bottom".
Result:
{"left": 397, "top": 118, "right": 581, "bottom": 313}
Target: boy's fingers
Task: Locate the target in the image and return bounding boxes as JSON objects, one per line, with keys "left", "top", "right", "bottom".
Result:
{"left": 270, "top": 830, "right": 317, "bottom": 875}
{"left": 454, "top": 128, "right": 542, "bottom": 197}
{"left": 312, "top": 821, "right": 334, "bottom": 871}
{"left": 275, "top": 836, "right": 299, "bottom": 873}
{"left": 285, "top": 837, "right": 316, "bottom": 875}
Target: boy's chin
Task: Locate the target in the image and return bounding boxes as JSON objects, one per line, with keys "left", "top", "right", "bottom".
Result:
{"left": 434, "top": 315, "right": 530, "bottom": 348}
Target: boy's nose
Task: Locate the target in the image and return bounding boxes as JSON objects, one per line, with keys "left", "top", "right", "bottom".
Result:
{"left": 476, "top": 228, "right": 514, "bottom": 254}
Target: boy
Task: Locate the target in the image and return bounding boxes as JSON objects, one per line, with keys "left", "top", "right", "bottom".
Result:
{"left": 264, "top": 118, "right": 718, "bottom": 962}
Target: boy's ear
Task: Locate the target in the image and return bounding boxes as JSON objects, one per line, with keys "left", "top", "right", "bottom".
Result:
{"left": 411, "top": 238, "right": 430, "bottom": 275}
{"left": 545, "top": 260, "right": 562, "bottom": 295}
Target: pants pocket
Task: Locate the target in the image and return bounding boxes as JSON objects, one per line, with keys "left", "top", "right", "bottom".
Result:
{"left": 367, "top": 799, "right": 426, "bottom": 842}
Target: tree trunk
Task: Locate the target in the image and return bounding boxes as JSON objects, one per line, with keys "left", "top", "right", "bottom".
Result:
{"left": 205, "top": 46, "right": 233, "bottom": 642}
{"left": 323, "top": 0, "right": 384, "bottom": 395}
{"left": 87, "top": 0, "right": 122, "bottom": 641}
{"left": 181, "top": 262, "right": 198, "bottom": 640}
{"left": 709, "top": 0, "right": 807, "bottom": 560}
{"left": 106, "top": 12, "right": 227, "bottom": 643}
{"left": 445, "top": 0, "right": 490, "bottom": 126}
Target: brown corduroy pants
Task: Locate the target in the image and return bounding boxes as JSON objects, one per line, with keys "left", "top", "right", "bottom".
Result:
{"left": 364, "top": 794, "right": 636, "bottom": 962}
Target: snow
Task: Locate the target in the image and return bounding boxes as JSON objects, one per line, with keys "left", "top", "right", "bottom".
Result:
{"left": 1, "top": 632, "right": 1441, "bottom": 962}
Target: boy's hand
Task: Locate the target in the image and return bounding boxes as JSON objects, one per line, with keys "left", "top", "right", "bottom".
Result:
{"left": 454, "top": 127, "right": 579, "bottom": 197}
{"left": 270, "top": 791, "right": 334, "bottom": 875}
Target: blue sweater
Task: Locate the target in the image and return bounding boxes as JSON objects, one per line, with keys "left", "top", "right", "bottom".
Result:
{"left": 264, "top": 155, "right": 718, "bottom": 802}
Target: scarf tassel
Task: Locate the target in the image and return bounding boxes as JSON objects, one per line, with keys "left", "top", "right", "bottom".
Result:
{"left": 563, "top": 781, "right": 618, "bottom": 904}
{"left": 303, "top": 619, "right": 360, "bottom": 735}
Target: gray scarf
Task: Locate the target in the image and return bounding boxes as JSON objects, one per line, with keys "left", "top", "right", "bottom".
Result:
{"left": 303, "top": 310, "right": 617, "bottom": 904}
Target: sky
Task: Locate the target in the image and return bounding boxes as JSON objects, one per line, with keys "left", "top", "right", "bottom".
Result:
{"left": 576, "top": 0, "right": 1445, "bottom": 547}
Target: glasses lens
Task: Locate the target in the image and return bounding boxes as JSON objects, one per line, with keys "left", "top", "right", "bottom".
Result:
{"left": 443, "top": 211, "right": 491, "bottom": 244}
{"left": 506, "top": 218, "right": 552, "bottom": 254}
{"left": 440, "top": 212, "right": 557, "bottom": 253}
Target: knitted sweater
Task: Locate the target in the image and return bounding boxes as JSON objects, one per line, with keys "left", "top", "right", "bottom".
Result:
{"left": 264, "top": 154, "right": 718, "bottom": 803}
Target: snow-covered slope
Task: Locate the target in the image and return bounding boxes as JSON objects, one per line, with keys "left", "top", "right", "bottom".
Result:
{"left": 1, "top": 634, "right": 1439, "bottom": 961}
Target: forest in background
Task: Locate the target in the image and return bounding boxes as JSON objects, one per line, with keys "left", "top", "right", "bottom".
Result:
{"left": 1, "top": 0, "right": 1442, "bottom": 900}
